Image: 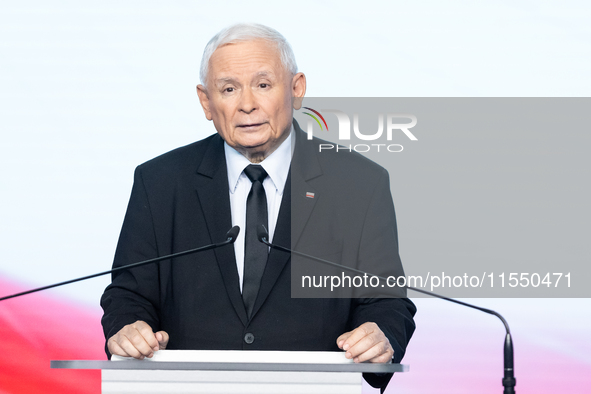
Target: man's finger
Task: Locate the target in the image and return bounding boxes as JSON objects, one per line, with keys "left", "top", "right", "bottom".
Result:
{"left": 122, "top": 331, "right": 154, "bottom": 359}
{"left": 341, "top": 323, "right": 376, "bottom": 351}
{"left": 336, "top": 331, "right": 352, "bottom": 349}
{"left": 345, "top": 330, "right": 380, "bottom": 359}
{"left": 134, "top": 321, "right": 160, "bottom": 352}
{"left": 155, "top": 331, "right": 169, "bottom": 349}
{"left": 119, "top": 331, "right": 154, "bottom": 358}
{"left": 117, "top": 335, "right": 149, "bottom": 359}
{"left": 353, "top": 340, "right": 392, "bottom": 363}
{"left": 107, "top": 321, "right": 163, "bottom": 359}
{"left": 367, "top": 349, "right": 394, "bottom": 364}
{"left": 108, "top": 339, "right": 130, "bottom": 358}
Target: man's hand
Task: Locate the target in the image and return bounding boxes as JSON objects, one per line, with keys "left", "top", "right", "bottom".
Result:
{"left": 336, "top": 322, "right": 393, "bottom": 363}
{"left": 107, "top": 320, "right": 169, "bottom": 359}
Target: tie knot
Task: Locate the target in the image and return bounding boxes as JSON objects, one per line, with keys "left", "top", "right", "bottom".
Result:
{"left": 244, "top": 164, "right": 268, "bottom": 184}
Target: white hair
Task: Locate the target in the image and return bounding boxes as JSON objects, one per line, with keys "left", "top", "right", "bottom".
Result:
{"left": 199, "top": 23, "right": 298, "bottom": 87}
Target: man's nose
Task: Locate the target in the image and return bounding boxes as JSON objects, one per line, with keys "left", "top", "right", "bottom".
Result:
{"left": 238, "top": 88, "right": 257, "bottom": 114}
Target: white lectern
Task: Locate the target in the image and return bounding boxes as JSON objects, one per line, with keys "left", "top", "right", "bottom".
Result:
{"left": 51, "top": 350, "right": 408, "bottom": 393}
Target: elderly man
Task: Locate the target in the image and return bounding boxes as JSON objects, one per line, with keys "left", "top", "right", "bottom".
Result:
{"left": 101, "top": 23, "right": 416, "bottom": 390}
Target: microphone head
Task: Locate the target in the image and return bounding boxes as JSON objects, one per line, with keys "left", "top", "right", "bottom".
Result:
{"left": 226, "top": 226, "right": 240, "bottom": 243}
{"left": 257, "top": 224, "right": 269, "bottom": 243}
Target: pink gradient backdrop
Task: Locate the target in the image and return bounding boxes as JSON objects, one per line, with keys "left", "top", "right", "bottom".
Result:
{"left": 378, "top": 299, "right": 591, "bottom": 394}
{"left": 0, "top": 277, "right": 104, "bottom": 394}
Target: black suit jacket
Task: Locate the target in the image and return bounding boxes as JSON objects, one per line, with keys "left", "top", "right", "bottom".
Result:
{"left": 101, "top": 121, "right": 416, "bottom": 389}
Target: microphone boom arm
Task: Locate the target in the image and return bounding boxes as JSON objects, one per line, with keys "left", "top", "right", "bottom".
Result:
{"left": 0, "top": 226, "right": 240, "bottom": 302}
{"left": 257, "top": 225, "right": 515, "bottom": 393}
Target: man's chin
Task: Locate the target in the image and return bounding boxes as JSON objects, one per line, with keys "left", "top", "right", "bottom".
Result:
{"left": 231, "top": 135, "right": 271, "bottom": 150}
{"left": 229, "top": 132, "right": 288, "bottom": 161}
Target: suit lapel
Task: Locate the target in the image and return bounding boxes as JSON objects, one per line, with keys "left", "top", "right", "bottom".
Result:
{"left": 288, "top": 121, "right": 324, "bottom": 249}
{"left": 250, "top": 122, "right": 322, "bottom": 319}
{"left": 194, "top": 135, "right": 248, "bottom": 326}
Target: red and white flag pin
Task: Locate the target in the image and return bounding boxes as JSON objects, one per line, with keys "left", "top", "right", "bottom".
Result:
{"left": 306, "top": 192, "right": 315, "bottom": 199}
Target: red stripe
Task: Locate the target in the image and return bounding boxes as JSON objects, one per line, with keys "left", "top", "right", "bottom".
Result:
{"left": 0, "top": 277, "right": 104, "bottom": 393}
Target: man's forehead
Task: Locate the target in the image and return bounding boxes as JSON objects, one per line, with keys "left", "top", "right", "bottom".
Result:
{"left": 210, "top": 39, "right": 282, "bottom": 65}
{"left": 208, "top": 40, "right": 285, "bottom": 82}
{"left": 216, "top": 38, "right": 278, "bottom": 52}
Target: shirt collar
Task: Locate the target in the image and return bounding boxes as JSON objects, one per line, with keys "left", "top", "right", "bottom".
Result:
{"left": 224, "top": 125, "right": 294, "bottom": 195}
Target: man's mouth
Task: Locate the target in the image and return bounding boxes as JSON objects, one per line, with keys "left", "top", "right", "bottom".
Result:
{"left": 237, "top": 122, "right": 266, "bottom": 129}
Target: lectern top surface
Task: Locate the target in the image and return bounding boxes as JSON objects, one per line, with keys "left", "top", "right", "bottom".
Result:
{"left": 111, "top": 350, "right": 355, "bottom": 364}
{"left": 52, "top": 350, "right": 409, "bottom": 373}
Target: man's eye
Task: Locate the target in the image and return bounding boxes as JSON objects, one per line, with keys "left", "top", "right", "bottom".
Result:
{"left": 259, "top": 83, "right": 269, "bottom": 88}
{"left": 224, "top": 87, "right": 235, "bottom": 93}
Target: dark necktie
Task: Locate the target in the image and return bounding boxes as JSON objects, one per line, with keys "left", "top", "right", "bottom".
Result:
{"left": 242, "top": 164, "right": 269, "bottom": 319}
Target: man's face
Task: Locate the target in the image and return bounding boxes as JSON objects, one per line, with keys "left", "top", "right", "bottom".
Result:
{"left": 197, "top": 39, "right": 306, "bottom": 162}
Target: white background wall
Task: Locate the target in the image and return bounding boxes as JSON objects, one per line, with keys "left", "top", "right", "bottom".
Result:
{"left": 1, "top": 1, "right": 590, "bottom": 393}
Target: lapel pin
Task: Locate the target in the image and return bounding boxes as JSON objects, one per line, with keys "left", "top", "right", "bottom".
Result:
{"left": 306, "top": 192, "right": 315, "bottom": 199}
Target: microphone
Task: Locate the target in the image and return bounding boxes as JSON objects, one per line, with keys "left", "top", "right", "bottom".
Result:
{"left": 0, "top": 226, "right": 240, "bottom": 302}
{"left": 226, "top": 225, "right": 241, "bottom": 243}
{"left": 257, "top": 224, "right": 516, "bottom": 394}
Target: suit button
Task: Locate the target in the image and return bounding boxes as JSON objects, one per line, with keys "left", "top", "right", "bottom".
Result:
{"left": 244, "top": 333, "right": 255, "bottom": 344}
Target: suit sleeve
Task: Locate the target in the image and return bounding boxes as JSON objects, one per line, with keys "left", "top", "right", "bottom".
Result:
{"left": 351, "top": 168, "right": 417, "bottom": 390}
{"left": 100, "top": 166, "right": 162, "bottom": 358}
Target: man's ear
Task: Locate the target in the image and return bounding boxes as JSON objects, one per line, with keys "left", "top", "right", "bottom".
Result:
{"left": 291, "top": 72, "right": 306, "bottom": 110}
{"left": 196, "top": 84, "right": 213, "bottom": 121}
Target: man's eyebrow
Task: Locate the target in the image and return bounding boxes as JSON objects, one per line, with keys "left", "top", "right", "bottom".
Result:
{"left": 214, "top": 77, "right": 238, "bottom": 87}
{"left": 214, "top": 71, "right": 277, "bottom": 87}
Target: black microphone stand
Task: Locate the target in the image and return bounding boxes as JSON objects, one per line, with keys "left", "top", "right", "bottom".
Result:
{"left": 403, "top": 286, "right": 515, "bottom": 393}
{"left": 257, "top": 225, "right": 516, "bottom": 394}
{"left": 0, "top": 226, "right": 240, "bottom": 302}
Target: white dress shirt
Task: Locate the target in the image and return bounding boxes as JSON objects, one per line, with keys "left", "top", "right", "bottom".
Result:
{"left": 224, "top": 127, "right": 294, "bottom": 292}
